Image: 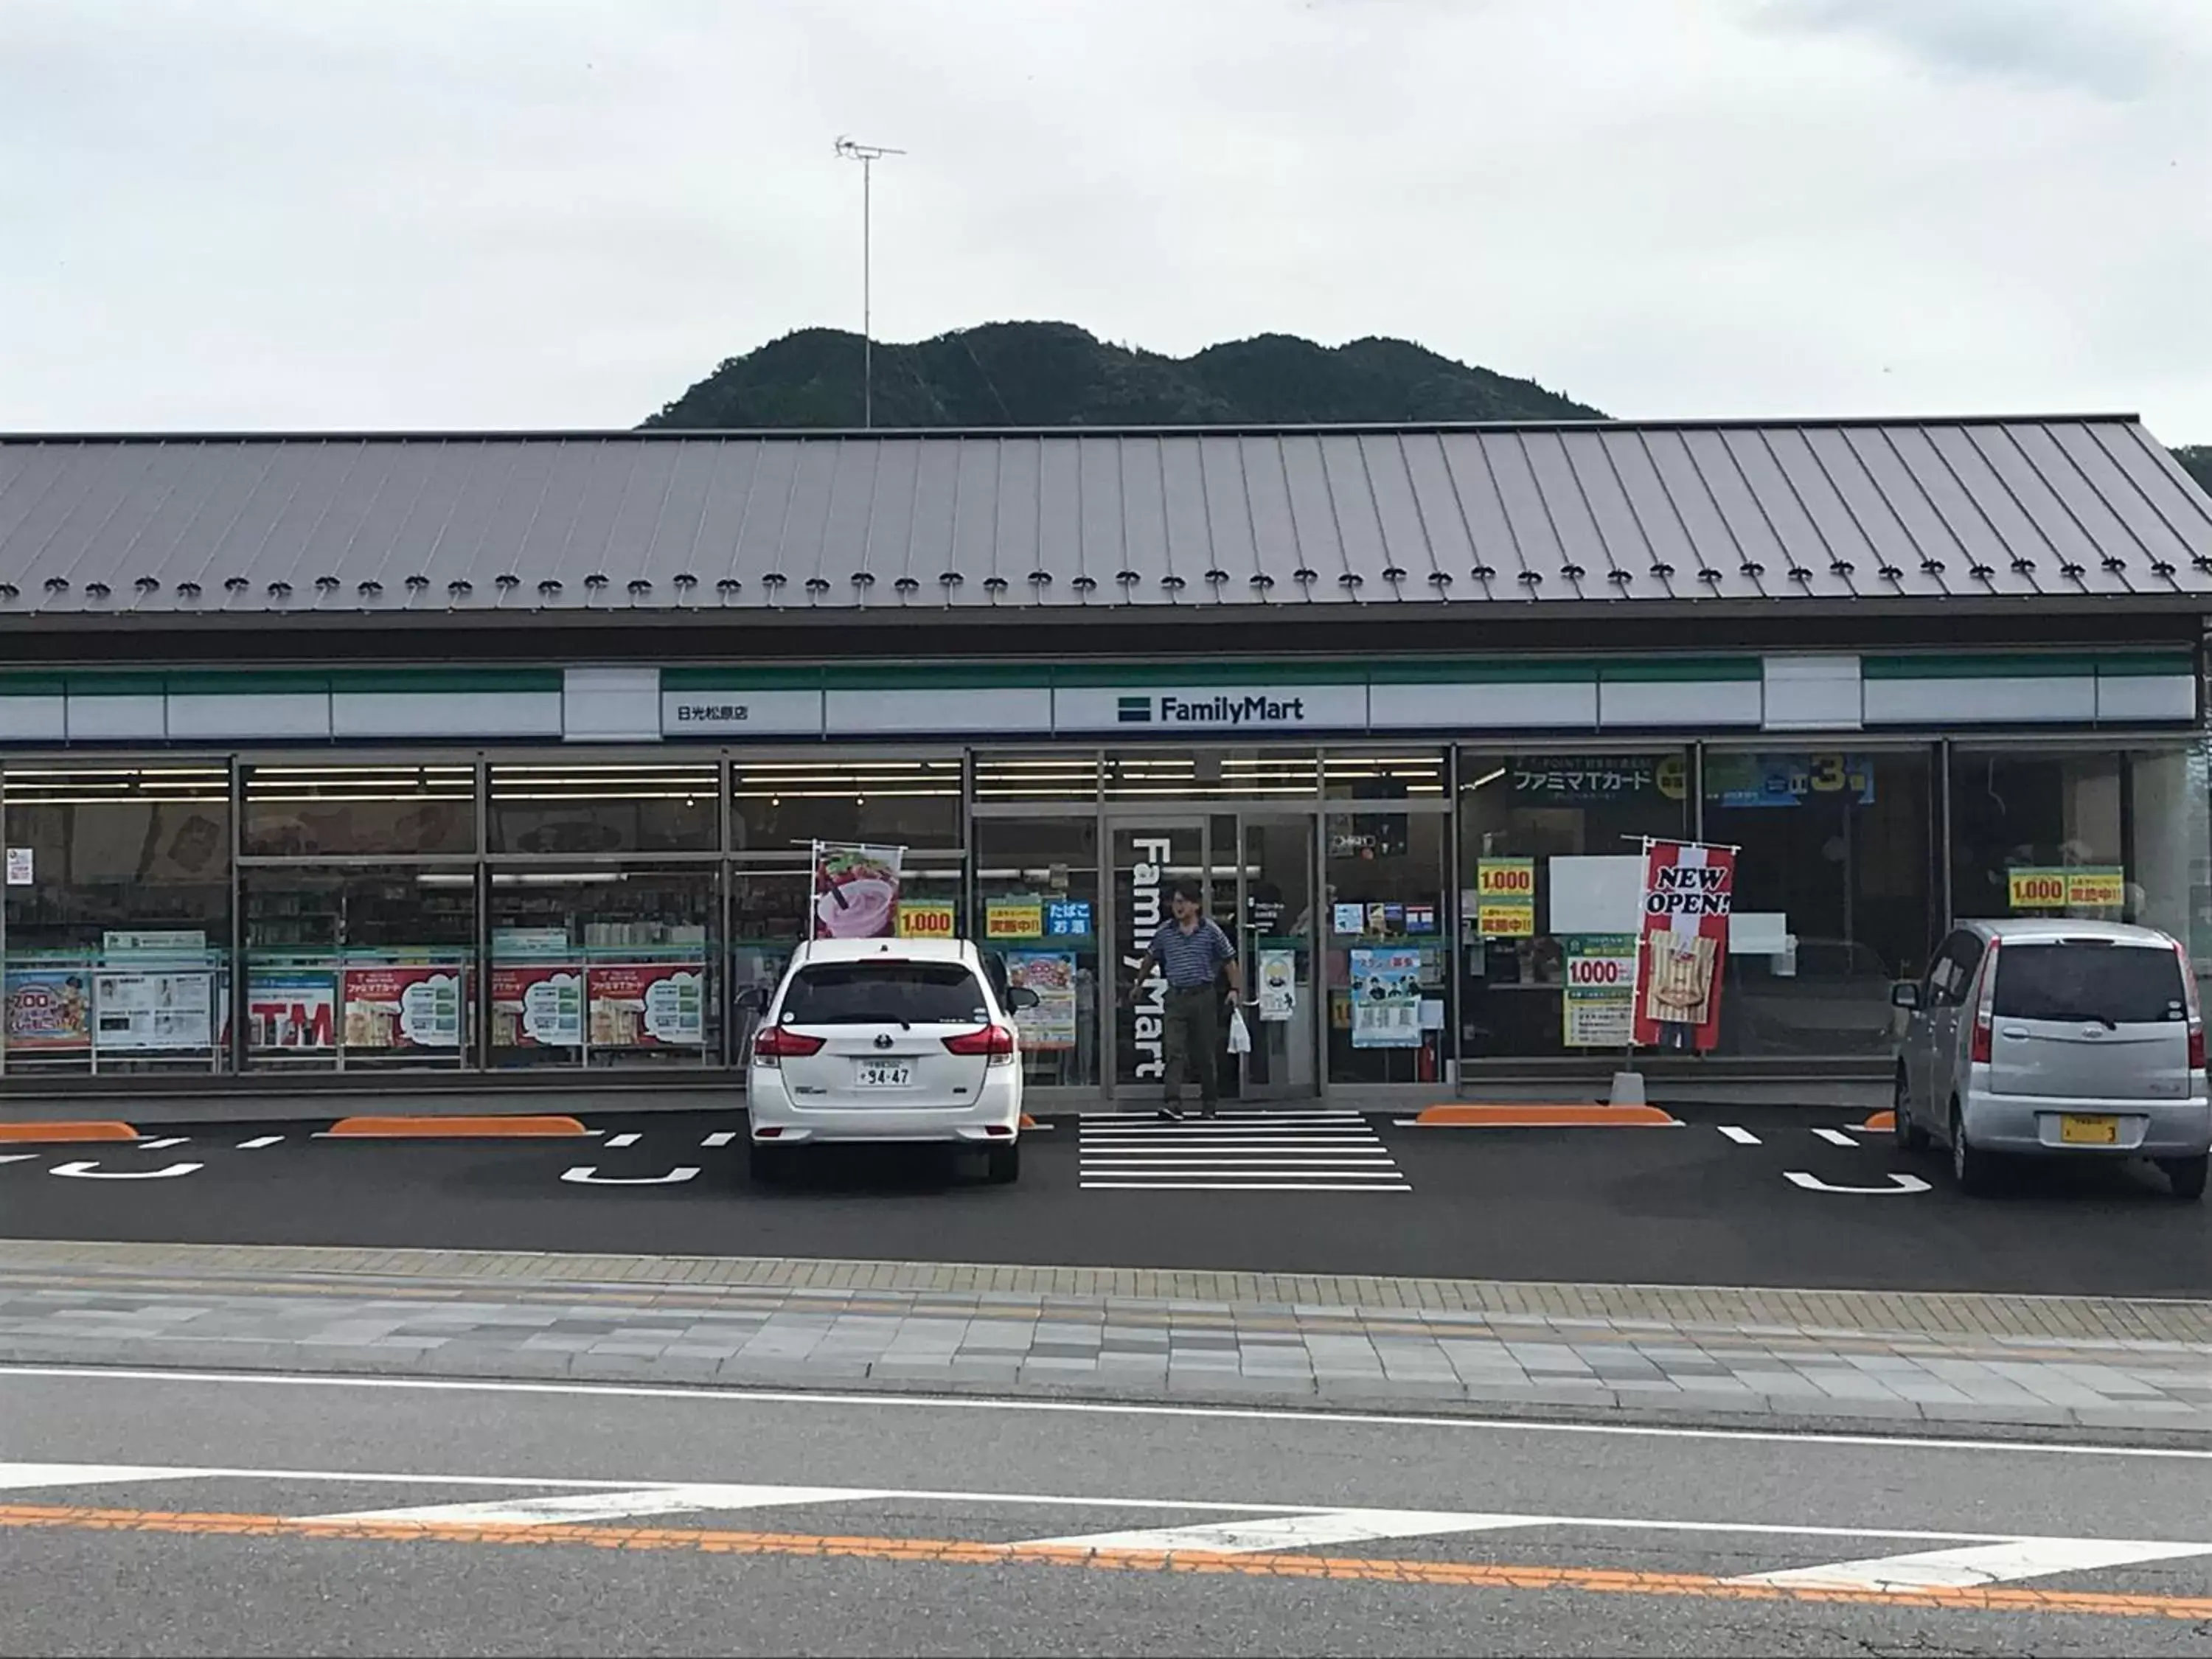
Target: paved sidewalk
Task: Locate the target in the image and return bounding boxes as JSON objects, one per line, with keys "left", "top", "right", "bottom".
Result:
{"left": 2, "top": 1238, "right": 2208, "bottom": 1436}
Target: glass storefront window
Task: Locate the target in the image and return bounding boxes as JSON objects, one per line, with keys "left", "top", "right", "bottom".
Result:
{"left": 1325, "top": 810, "right": 1450, "bottom": 1084}
{"left": 1707, "top": 748, "right": 1935, "bottom": 1060}
{"left": 1950, "top": 745, "right": 2209, "bottom": 982}
{"left": 1104, "top": 748, "right": 1318, "bottom": 801}
{"left": 489, "top": 762, "right": 719, "bottom": 855}
{"left": 244, "top": 765, "right": 476, "bottom": 855}
{"left": 977, "top": 816, "right": 1101, "bottom": 1088}
{"left": 1323, "top": 750, "right": 1446, "bottom": 801}
{"left": 973, "top": 750, "right": 1101, "bottom": 806}
{"left": 732, "top": 757, "right": 962, "bottom": 850}
{"left": 4, "top": 766, "right": 232, "bottom": 1073}
{"left": 1457, "top": 749, "right": 1691, "bottom": 1062}
{"left": 242, "top": 865, "right": 476, "bottom": 1069}
{"left": 486, "top": 865, "right": 717, "bottom": 1068}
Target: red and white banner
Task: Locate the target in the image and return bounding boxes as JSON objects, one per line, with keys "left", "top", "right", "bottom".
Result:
{"left": 1631, "top": 838, "right": 1736, "bottom": 1052}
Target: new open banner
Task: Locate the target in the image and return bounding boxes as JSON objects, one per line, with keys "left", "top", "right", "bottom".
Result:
{"left": 1632, "top": 838, "right": 1736, "bottom": 1052}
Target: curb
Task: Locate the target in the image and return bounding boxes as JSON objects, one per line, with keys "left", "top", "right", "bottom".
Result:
{"left": 0, "top": 1121, "right": 139, "bottom": 1144}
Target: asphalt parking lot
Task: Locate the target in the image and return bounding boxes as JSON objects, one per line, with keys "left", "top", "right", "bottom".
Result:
{"left": 4, "top": 1104, "right": 2207, "bottom": 1297}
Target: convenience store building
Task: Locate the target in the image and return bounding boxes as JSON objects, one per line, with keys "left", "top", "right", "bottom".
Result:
{"left": 2, "top": 414, "right": 2209, "bottom": 1103}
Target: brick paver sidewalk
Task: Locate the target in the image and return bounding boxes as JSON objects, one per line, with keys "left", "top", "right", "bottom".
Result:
{"left": 2, "top": 1239, "right": 2208, "bottom": 1434}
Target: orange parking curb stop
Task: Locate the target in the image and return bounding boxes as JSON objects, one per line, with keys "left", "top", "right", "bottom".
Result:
{"left": 1858, "top": 1110, "right": 1896, "bottom": 1133}
{"left": 325, "top": 1115, "right": 589, "bottom": 1138}
{"left": 1413, "top": 1105, "right": 1680, "bottom": 1128}
{"left": 0, "top": 1120, "right": 139, "bottom": 1143}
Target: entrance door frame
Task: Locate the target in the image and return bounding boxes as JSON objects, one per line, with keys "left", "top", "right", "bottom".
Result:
{"left": 1099, "top": 804, "right": 1325, "bottom": 1103}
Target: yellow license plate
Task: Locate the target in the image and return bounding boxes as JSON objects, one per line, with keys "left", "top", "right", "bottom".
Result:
{"left": 2059, "top": 1115, "right": 2120, "bottom": 1145}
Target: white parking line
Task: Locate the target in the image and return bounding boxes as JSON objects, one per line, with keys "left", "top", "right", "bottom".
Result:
{"left": 604, "top": 1133, "right": 641, "bottom": 1149}
{"left": 296, "top": 1483, "right": 878, "bottom": 1528}
{"left": 1717, "top": 1125, "right": 1761, "bottom": 1146}
{"left": 136, "top": 1137, "right": 189, "bottom": 1150}
{"left": 1025, "top": 1509, "right": 1531, "bottom": 1555}
{"left": 237, "top": 1135, "right": 284, "bottom": 1150}
{"left": 702, "top": 1132, "right": 737, "bottom": 1148}
{"left": 1813, "top": 1127, "right": 1857, "bottom": 1147}
{"left": 1734, "top": 1537, "right": 2212, "bottom": 1590}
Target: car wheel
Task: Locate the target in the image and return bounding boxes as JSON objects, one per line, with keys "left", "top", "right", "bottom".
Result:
{"left": 985, "top": 1141, "right": 1020, "bottom": 1185}
{"left": 1893, "top": 1070, "right": 1929, "bottom": 1153}
{"left": 2161, "top": 1154, "right": 2208, "bottom": 1203}
{"left": 1950, "top": 1102, "right": 1991, "bottom": 1195}
{"left": 747, "top": 1141, "right": 787, "bottom": 1185}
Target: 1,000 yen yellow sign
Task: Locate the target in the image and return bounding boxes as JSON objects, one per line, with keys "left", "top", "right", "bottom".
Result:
{"left": 2006, "top": 867, "right": 2126, "bottom": 911}
{"left": 1475, "top": 858, "right": 1536, "bottom": 938}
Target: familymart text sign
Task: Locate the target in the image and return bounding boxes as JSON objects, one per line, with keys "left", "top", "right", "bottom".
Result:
{"left": 1057, "top": 684, "right": 1368, "bottom": 731}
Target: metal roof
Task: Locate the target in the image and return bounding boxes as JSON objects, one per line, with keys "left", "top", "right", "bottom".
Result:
{"left": 1, "top": 417, "right": 2208, "bottom": 623}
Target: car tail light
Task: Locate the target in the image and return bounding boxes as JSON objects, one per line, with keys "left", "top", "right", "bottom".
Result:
{"left": 752, "top": 1025, "right": 826, "bottom": 1066}
{"left": 1969, "top": 938, "right": 2000, "bottom": 1065}
{"left": 942, "top": 1023, "right": 1016, "bottom": 1065}
{"left": 2174, "top": 939, "right": 2205, "bottom": 1070}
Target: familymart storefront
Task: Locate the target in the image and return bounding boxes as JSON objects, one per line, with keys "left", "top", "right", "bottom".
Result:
{"left": 2, "top": 417, "right": 2208, "bottom": 1104}
{"left": 1, "top": 650, "right": 2205, "bottom": 1105}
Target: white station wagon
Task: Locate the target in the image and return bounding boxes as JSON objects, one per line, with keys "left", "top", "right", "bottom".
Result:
{"left": 740, "top": 937, "right": 1032, "bottom": 1185}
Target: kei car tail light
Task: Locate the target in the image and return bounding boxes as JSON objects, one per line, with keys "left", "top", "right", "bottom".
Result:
{"left": 2174, "top": 939, "right": 2205, "bottom": 1070}
{"left": 942, "top": 1023, "right": 1017, "bottom": 1065}
{"left": 752, "top": 1025, "right": 827, "bottom": 1066}
{"left": 1969, "top": 938, "right": 2000, "bottom": 1066}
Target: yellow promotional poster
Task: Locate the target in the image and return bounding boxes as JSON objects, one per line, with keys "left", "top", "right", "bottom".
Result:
{"left": 2065, "top": 868, "right": 2126, "bottom": 909}
{"left": 1475, "top": 858, "right": 1537, "bottom": 938}
{"left": 984, "top": 897, "right": 1045, "bottom": 940}
{"left": 894, "top": 901, "right": 957, "bottom": 940}
{"left": 2006, "top": 867, "right": 2126, "bottom": 911}
{"left": 2006, "top": 868, "right": 2067, "bottom": 910}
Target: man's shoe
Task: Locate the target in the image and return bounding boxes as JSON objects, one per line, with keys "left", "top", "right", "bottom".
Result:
{"left": 1158, "top": 1103, "right": 1186, "bottom": 1122}
{"left": 1200, "top": 1105, "right": 1220, "bottom": 1120}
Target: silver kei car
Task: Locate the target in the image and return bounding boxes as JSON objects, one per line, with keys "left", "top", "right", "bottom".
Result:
{"left": 1890, "top": 918, "right": 2208, "bottom": 1200}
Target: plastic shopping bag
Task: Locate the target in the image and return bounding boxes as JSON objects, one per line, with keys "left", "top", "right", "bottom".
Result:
{"left": 1226, "top": 1006, "right": 1253, "bottom": 1056}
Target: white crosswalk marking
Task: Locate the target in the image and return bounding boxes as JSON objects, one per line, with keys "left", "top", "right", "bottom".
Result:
{"left": 1026, "top": 1509, "right": 1531, "bottom": 1555}
{"left": 1079, "top": 1110, "right": 1408, "bottom": 1192}
{"left": 1733, "top": 1537, "right": 2212, "bottom": 1590}
{"left": 1813, "top": 1127, "right": 1857, "bottom": 1147}
{"left": 295, "top": 1484, "right": 881, "bottom": 1528}
{"left": 1717, "top": 1125, "right": 1761, "bottom": 1145}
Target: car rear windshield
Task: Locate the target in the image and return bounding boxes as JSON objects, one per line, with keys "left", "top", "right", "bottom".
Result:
{"left": 780, "top": 963, "right": 990, "bottom": 1025}
{"left": 1991, "top": 942, "right": 2185, "bottom": 1026}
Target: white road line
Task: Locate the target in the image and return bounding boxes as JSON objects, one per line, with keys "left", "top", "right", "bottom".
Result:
{"left": 558, "top": 1166, "right": 699, "bottom": 1186}
{"left": 0, "top": 1153, "right": 37, "bottom": 1166}
{"left": 237, "top": 1135, "right": 284, "bottom": 1150}
{"left": 604, "top": 1133, "right": 642, "bottom": 1149}
{"left": 0, "top": 1462, "right": 203, "bottom": 1492}
{"left": 13, "top": 1365, "right": 2212, "bottom": 1459}
{"left": 1078, "top": 1158, "right": 1401, "bottom": 1168}
{"left": 1783, "top": 1172, "right": 1932, "bottom": 1194}
{"left": 1717, "top": 1125, "right": 1761, "bottom": 1146}
{"left": 296, "top": 1482, "right": 878, "bottom": 1528}
{"left": 1026, "top": 1509, "right": 1534, "bottom": 1556}
{"left": 136, "top": 1137, "right": 189, "bottom": 1150}
{"left": 1733, "top": 1537, "right": 2212, "bottom": 1590}
{"left": 1078, "top": 1135, "right": 1382, "bottom": 1147}
{"left": 47, "top": 1161, "right": 203, "bottom": 1180}
{"left": 1813, "top": 1127, "right": 1857, "bottom": 1147}
{"left": 1079, "top": 1181, "right": 1413, "bottom": 1192}
{"left": 1080, "top": 1167, "right": 1407, "bottom": 1178}
{"left": 702, "top": 1132, "right": 737, "bottom": 1147}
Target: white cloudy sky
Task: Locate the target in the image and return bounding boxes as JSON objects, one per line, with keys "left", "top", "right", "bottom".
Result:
{"left": 4, "top": 0, "right": 2209, "bottom": 441}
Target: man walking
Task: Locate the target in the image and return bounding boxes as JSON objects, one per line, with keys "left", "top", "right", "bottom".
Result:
{"left": 1127, "top": 882, "right": 1243, "bottom": 1121}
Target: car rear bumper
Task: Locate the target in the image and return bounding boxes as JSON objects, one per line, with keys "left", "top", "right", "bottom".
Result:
{"left": 745, "top": 1072, "right": 1021, "bottom": 1144}
{"left": 1961, "top": 1092, "right": 2211, "bottom": 1157}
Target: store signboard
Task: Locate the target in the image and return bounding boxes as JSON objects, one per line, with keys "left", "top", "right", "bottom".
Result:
{"left": 492, "top": 966, "right": 583, "bottom": 1047}
{"left": 247, "top": 971, "right": 337, "bottom": 1051}
{"left": 4, "top": 970, "right": 91, "bottom": 1051}
{"left": 1510, "top": 754, "right": 1688, "bottom": 805}
{"left": 1560, "top": 935, "right": 1638, "bottom": 1048}
{"left": 1056, "top": 684, "right": 1368, "bottom": 732}
{"left": 1348, "top": 945, "right": 1423, "bottom": 1049}
{"left": 342, "top": 967, "right": 462, "bottom": 1050}
{"left": 1475, "top": 858, "right": 1537, "bottom": 938}
{"left": 660, "top": 689, "right": 826, "bottom": 736}
{"left": 985, "top": 897, "right": 1045, "bottom": 940}
{"left": 92, "top": 969, "right": 215, "bottom": 1053}
{"left": 895, "top": 901, "right": 958, "bottom": 940}
{"left": 491, "top": 927, "right": 572, "bottom": 959}
{"left": 588, "top": 964, "right": 706, "bottom": 1048}
{"left": 1004, "top": 950, "right": 1077, "bottom": 1051}
{"left": 102, "top": 930, "right": 209, "bottom": 957}
{"left": 1632, "top": 840, "right": 1735, "bottom": 1052}
{"left": 2007, "top": 866, "right": 2126, "bottom": 911}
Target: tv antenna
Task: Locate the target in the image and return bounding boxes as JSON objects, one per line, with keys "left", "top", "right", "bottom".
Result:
{"left": 834, "top": 136, "right": 905, "bottom": 428}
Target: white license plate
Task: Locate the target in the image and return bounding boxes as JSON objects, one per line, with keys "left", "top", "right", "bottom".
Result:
{"left": 855, "top": 1062, "right": 914, "bottom": 1088}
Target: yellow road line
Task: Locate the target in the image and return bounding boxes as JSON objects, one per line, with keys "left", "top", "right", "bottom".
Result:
{"left": 4, "top": 1503, "right": 2209, "bottom": 1621}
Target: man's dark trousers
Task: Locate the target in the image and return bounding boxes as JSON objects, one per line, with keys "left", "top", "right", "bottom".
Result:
{"left": 1162, "top": 985, "right": 1221, "bottom": 1108}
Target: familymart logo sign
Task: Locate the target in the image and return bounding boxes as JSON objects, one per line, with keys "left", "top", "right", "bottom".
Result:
{"left": 1113, "top": 692, "right": 1315, "bottom": 726}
